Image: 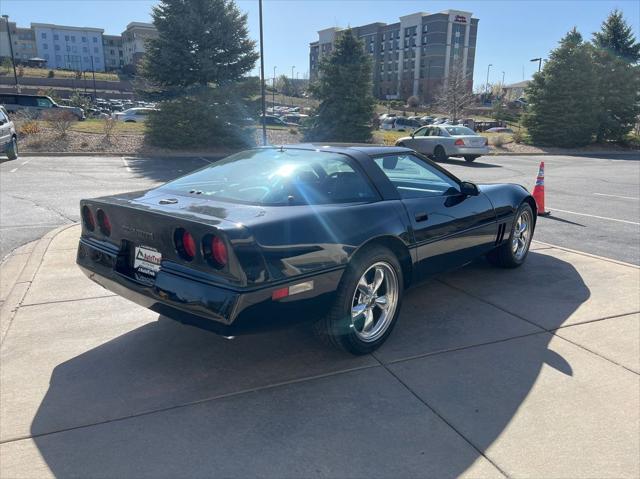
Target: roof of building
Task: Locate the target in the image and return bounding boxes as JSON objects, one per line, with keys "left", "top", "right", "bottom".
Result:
{"left": 504, "top": 80, "right": 531, "bottom": 89}
{"left": 30, "top": 23, "right": 104, "bottom": 33}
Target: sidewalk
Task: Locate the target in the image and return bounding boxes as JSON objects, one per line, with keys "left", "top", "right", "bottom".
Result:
{"left": 1, "top": 225, "right": 638, "bottom": 478}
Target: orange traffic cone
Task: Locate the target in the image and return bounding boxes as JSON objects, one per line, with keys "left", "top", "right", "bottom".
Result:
{"left": 532, "top": 161, "right": 550, "bottom": 216}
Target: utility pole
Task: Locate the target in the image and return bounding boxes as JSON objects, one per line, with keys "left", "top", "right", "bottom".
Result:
{"left": 258, "top": 0, "right": 267, "bottom": 145}
{"left": 2, "top": 15, "right": 20, "bottom": 93}
{"left": 272, "top": 65, "right": 276, "bottom": 111}
{"left": 485, "top": 63, "right": 492, "bottom": 98}
{"left": 502, "top": 71, "right": 505, "bottom": 85}
{"left": 90, "top": 56, "right": 97, "bottom": 100}
{"left": 291, "top": 65, "right": 295, "bottom": 106}
{"left": 530, "top": 57, "right": 542, "bottom": 72}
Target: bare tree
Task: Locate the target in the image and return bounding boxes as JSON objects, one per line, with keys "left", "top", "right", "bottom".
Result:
{"left": 434, "top": 65, "right": 475, "bottom": 121}
{"left": 43, "top": 110, "right": 75, "bottom": 138}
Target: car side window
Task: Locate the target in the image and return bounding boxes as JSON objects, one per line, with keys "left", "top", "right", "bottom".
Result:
{"left": 18, "top": 97, "right": 38, "bottom": 107}
{"left": 413, "top": 126, "right": 428, "bottom": 137}
{"left": 36, "top": 98, "right": 53, "bottom": 108}
{"left": 373, "top": 154, "right": 459, "bottom": 198}
{"left": 0, "top": 110, "right": 7, "bottom": 123}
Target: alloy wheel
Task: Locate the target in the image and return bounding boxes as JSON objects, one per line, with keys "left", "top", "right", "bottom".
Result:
{"left": 350, "top": 261, "right": 399, "bottom": 342}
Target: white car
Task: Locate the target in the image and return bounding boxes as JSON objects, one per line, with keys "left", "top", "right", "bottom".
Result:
{"left": 0, "top": 106, "right": 18, "bottom": 160}
{"left": 113, "top": 107, "right": 157, "bottom": 123}
{"left": 395, "top": 125, "right": 490, "bottom": 162}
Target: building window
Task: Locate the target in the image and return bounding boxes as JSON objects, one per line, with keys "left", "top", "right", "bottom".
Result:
{"left": 82, "top": 36, "right": 87, "bottom": 42}
{"left": 455, "top": 31, "right": 461, "bottom": 38}
{"left": 71, "top": 35, "right": 76, "bottom": 42}
{"left": 423, "top": 24, "right": 428, "bottom": 33}
{"left": 53, "top": 34, "right": 59, "bottom": 40}
{"left": 110, "top": 49, "right": 115, "bottom": 55}
{"left": 65, "top": 35, "right": 69, "bottom": 41}
{"left": 54, "top": 44, "right": 60, "bottom": 51}
{"left": 93, "top": 37, "right": 98, "bottom": 43}
{"left": 94, "top": 47, "right": 99, "bottom": 53}
{"left": 83, "top": 46, "right": 88, "bottom": 52}
{"left": 41, "top": 32, "right": 46, "bottom": 39}
{"left": 66, "top": 46, "right": 71, "bottom": 52}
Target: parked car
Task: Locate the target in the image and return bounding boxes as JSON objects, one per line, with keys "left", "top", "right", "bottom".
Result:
{"left": 395, "top": 124, "right": 490, "bottom": 162}
{"left": 0, "top": 93, "right": 85, "bottom": 120}
{"left": 380, "top": 117, "right": 422, "bottom": 132}
{"left": 486, "top": 127, "right": 514, "bottom": 133}
{"left": 113, "top": 107, "right": 157, "bottom": 123}
{"left": 261, "top": 115, "right": 297, "bottom": 127}
{"left": 0, "top": 106, "right": 18, "bottom": 160}
{"left": 77, "top": 145, "right": 536, "bottom": 354}
{"left": 420, "top": 116, "right": 435, "bottom": 125}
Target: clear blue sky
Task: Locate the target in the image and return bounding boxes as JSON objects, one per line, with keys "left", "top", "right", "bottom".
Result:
{"left": 1, "top": 0, "right": 638, "bottom": 87}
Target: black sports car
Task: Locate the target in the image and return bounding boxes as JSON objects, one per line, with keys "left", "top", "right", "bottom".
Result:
{"left": 77, "top": 145, "right": 537, "bottom": 354}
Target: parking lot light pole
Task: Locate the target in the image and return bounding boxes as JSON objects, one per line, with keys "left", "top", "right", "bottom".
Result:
{"left": 2, "top": 15, "right": 20, "bottom": 93}
{"left": 272, "top": 66, "right": 276, "bottom": 110}
{"left": 258, "top": 0, "right": 267, "bottom": 145}
{"left": 485, "top": 63, "right": 492, "bottom": 97}
{"left": 291, "top": 65, "right": 295, "bottom": 106}
{"left": 530, "top": 57, "right": 542, "bottom": 72}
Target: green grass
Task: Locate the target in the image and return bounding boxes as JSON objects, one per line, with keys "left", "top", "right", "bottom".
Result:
{"left": 69, "top": 118, "right": 145, "bottom": 135}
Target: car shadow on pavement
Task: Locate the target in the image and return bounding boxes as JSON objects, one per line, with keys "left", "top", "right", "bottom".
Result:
{"left": 30, "top": 251, "right": 589, "bottom": 478}
{"left": 121, "top": 156, "right": 215, "bottom": 183}
{"left": 439, "top": 157, "right": 502, "bottom": 168}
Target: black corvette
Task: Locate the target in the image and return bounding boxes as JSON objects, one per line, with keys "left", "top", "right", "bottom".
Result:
{"left": 77, "top": 145, "right": 536, "bottom": 354}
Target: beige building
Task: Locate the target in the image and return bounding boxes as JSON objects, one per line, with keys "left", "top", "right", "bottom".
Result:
{"left": 103, "top": 34, "right": 124, "bottom": 70}
{"left": 0, "top": 20, "right": 37, "bottom": 63}
{"left": 121, "top": 22, "right": 157, "bottom": 66}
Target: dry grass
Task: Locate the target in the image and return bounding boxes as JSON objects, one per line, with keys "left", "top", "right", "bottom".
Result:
{"left": 10, "top": 66, "right": 120, "bottom": 81}
{"left": 70, "top": 119, "right": 145, "bottom": 135}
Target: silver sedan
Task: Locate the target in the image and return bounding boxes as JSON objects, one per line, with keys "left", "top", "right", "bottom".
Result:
{"left": 395, "top": 125, "right": 490, "bottom": 162}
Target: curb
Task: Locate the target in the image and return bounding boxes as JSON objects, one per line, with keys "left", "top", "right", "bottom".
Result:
{"left": 18, "top": 150, "right": 639, "bottom": 158}
{"left": 488, "top": 151, "right": 638, "bottom": 157}
{"left": 19, "top": 151, "right": 230, "bottom": 158}
{"left": 0, "top": 223, "right": 78, "bottom": 344}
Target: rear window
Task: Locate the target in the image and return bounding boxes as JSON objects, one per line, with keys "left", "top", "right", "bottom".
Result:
{"left": 162, "top": 149, "right": 378, "bottom": 206}
{"left": 444, "top": 126, "right": 476, "bottom": 136}
{"left": 0, "top": 95, "right": 17, "bottom": 104}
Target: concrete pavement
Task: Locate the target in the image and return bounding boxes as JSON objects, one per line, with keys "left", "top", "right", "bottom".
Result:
{"left": 0, "top": 225, "right": 638, "bottom": 478}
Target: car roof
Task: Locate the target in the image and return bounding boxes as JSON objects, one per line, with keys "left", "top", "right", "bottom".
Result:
{"left": 255, "top": 143, "right": 413, "bottom": 158}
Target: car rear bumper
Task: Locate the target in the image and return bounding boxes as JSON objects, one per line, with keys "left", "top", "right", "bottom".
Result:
{"left": 77, "top": 238, "right": 343, "bottom": 336}
{"left": 450, "top": 146, "right": 490, "bottom": 156}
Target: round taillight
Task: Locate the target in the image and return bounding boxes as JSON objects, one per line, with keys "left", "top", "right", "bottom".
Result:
{"left": 211, "top": 236, "right": 228, "bottom": 267}
{"left": 96, "top": 209, "right": 111, "bottom": 236}
{"left": 82, "top": 205, "right": 95, "bottom": 231}
{"left": 182, "top": 231, "right": 197, "bottom": 259}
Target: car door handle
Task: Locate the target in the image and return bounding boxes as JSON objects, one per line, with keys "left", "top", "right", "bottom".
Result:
{"left": 414, "top": 212, "right": 429, "bottom": 222}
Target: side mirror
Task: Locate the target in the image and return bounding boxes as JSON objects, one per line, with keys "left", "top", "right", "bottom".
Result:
{"left": 460, "top": 181, "right": 479, "bottom": 196}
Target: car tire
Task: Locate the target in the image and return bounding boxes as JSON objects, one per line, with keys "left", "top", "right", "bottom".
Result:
{"left": 487, "top": 203, "right": 534, "bottom": 268}
{"left": 434, "top": 145, "right": 448, "bottom": 162}
{"left": 6, "top": 136, "right": 18, "bottom": 161}
{"left": 313, "top": 245, "right": 403, "bottom": 355}
{"left": 464, "top": 155, "right": 478, "bottom": 162}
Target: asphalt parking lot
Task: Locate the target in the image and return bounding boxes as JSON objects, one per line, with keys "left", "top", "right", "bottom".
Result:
{"left": 1, "top": 153, "right": 638, "bottom": 264}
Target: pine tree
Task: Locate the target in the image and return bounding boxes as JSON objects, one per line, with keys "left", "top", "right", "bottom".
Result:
{"left": 305, "top": 29, "right": 375, "bottom": 142}
{"left": 523, "top": 29, "right": 598, "bottom": 147}
{"left": 141, "top": 0, "right": 259, "bottom": 149}
{"left": 143, "top": 0, "right": 259, "bottom": 87}
{"left": 591, "top": 10, "right": 640, "bottom": 142}
{"left": 593, "top": 9, "right": 640, "bottom": 63}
